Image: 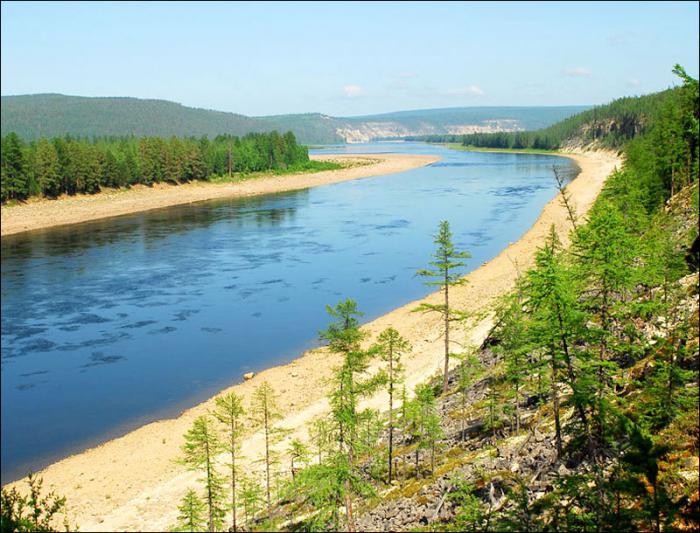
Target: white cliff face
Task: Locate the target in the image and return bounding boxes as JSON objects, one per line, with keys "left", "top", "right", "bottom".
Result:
{"left": 335, "top": 119, "right": 523, "bottom": 143}
{"left": 335, "top": 121, "right": 432, "bottom": 143}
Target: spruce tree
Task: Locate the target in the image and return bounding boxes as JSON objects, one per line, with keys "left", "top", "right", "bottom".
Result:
{"left": 526, "top": 227, "right": 587, "bottom": 456}
{"left": 374, "top": 327, "right": 410, "bottom": 483}
{"left": 251, "top": 381, "right": 282, "bottom": 526}
{"left": 1, "top": 132, "right": 28, "bottom": 201}
{"left": 319, "top": 298, "right": 384, "bottom": 531}
{"left": 212, "top": 392, "right": 245, "bottom": 532}
{"left": 287, "top": 438, "right": 309, "bottom": 480}
{"left": 172, "top": 489, "right": 207, "bottom": 532}
{"left": 33, "top": 138, "right": 61, "bottom": 198}
{"left": 416, "top": 220, "right": 471, "bottom": 394}
{"left": 494, "top": 283, "right": 531, "bottom": 435}
{"left": 406, "top": 384, "right": 442, "bottom": 477}
{"left": 453, "top": 350, "right": 483, "bottom": 440}
{"left": 238, "top": 475, "right": 263, "bottom": 525}
{"left": 180, "top": 416, "right": 225, "bottom": 532}
{"left": 574, "top": 201, "right": 636, "bottom": 454}
{"left": 309, "top": 416, "right": 334, "bottom": 464}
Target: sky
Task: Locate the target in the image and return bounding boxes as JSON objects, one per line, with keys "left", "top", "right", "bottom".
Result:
{"left": 1, "top": 1, "right": 698, "bottom": 117}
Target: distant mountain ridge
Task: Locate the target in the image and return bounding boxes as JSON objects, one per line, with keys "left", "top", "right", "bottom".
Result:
{"left": 0, "top": 93, "right": 590, "bottom": 144}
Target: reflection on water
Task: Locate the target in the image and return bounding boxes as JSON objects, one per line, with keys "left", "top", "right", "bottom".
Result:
{"left": 0, "top": 142, "right": 577, "bottom": 482}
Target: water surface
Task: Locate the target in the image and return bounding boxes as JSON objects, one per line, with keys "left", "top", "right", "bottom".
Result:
{"left": 0, "top": 142, "right": 578, "bottom": 482}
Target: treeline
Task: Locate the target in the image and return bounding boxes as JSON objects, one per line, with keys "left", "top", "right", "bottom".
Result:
{"left": 0, "top": 130, "right": 309, "bottom": 203}
{"left": 1, "top": 94, "right": 345, "bottom": 144}
{"left": 457, "top": 87, "right": 673, "bottom": 151}
{"left": 1, "top": 66, "right": 696, "bottom": 533}
{"left": 411, "top": 73, "right": 692, "bottom": 155}
{"left": 168, "top": 66, "right": 697, "bottom": 533}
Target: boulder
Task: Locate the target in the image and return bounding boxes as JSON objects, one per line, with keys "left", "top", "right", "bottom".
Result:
{"left": 243, "top": 372, "right": 255, "bottom": 381}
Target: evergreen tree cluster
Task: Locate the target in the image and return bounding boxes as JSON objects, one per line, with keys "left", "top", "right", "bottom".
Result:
{"left": 214, "top": 66, "right": 698, "bottom": 532}
{"left": 456, "top": 87, "right": 672, "bottom": 151}
{"left": 0, "top": 130, "right": 309, "bottom": 203}
{"left": 411, "top": 67, "right": 697, "bottom": 167}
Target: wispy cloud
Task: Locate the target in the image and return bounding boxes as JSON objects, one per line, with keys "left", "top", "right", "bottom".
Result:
{"left": 563, "top": 67, "right": 592, "bottom": 77}
{"left": 396, "top": 71, "right": 417, "bottom": 79}
{"left": 443, "top": 84, "right": 485, "bottom": 97}
{"left": 342, "top": 85, "right": 366, "bottom": 98}
{"left": 627, "top": 78, "right": 641, "bottom": 87}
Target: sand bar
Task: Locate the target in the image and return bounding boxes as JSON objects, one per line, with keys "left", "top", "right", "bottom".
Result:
{"left": 4, "top": 149, "right": 621, "bottom": 531}
{"left": 0, "top": 153, "right": 439, "bottom": 237}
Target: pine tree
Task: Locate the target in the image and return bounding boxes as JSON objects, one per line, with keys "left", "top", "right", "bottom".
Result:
{"left": 100, "top": 149, "right": 120, "bottom": 188}
{"left": 287, "top": 438, "right": 309, "bottom": 480}
{"left": 212, "top": 392, "right": 245, "bottom": 532}
{"left": 251, "top": 381, "right": 282, "bottom": 525}
{"left": 309, "top": 416, "right": 334, "bottom": 464}
{"left": 319, "top": 298, "right": 384, "bottom": 531}
{"left": 180, "top": 416, "right": 225, "bottom": 532}
{"left": 34, "top": 138, "right": 61, "bottom": 198}
{"left": 1, "top": 132, "right": 29, "bottom": 201}
{"left": 172, "top": 489, "right": 207, "bottom": 532}
{"left": 357, "top": 408, "right": 383, "bottom": 456}
{"left": 292, "top": 452, "right": 371, "bottom": 532}
{"left": 238, "top": 475, "right": 263, "bottom": 525}
{"left": 453, "top": 350, "right": 483, "bottom": 440}
{"left": 573, "top": 201, "right": 636, "bottom": 455}
{"left": 374, "top": 327, "right": 410, "bottom": 483}
{"left": 82, "top": 144, "right": 102, "bottom": 194}
{"left": 406, "top": 384, "right": 442, "bottom": 477}
{"left": 494, "top": 282, "right": 531, "bottom": 435}
{"left": 526, "top": 226, "right": 587, "bottom": 456}
{"left": 448, "top": 477, "right": 486, "bottom": 532}
{"left": 416, "top": 220, "right": 471, "bottom": 394}
{"left": 0, "top": 474, "right": 70, "bottom": 532}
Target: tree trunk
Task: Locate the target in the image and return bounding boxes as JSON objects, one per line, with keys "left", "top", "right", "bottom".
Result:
{"left": 231, "top": 421, "right": 237, "bottom": 532}
{"left": 461, "top": 388, "right": 466, "bottom": 441}
{"left": 388, "top": 350, "right": 394, "bottom": 484}
{"left": 515, "top": 380, "right": 520, "bottom": 434}
{"left": 443, "top": 279, "right": 450, "bottom": 394}
{"left": 345, "top": 445, "right": 355, "bottom": 532}
{"left": 551, "top": 350, "right": 563, "bottom": 458}
{"left": 557, "top": 311, "right": 589, "bottom": 433}
{"left": 264, "top": 405, "right": 271, "bottom": 524}
{"left": 205, "top": 439, "right": 214, "bottom": 532}
{"left": 227, "top": 147, "right": 232, "bottom": 177}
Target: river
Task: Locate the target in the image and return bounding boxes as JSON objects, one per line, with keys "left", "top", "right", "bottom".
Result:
{"left": 0, "top": 142, "right": 578, "bottom": 482}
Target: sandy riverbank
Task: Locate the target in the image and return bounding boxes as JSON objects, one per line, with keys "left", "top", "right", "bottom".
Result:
{"left": 0, "top": 153, "right": 439, "bottom": 237}
{"left": 4, "top": 149, "right": 621, "bottom": 531}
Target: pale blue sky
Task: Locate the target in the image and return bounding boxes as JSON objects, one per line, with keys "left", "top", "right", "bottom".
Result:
{"left": 1, "top": 1, "right": 698, "bottom": 116}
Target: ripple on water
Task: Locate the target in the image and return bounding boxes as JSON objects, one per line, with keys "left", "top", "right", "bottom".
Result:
{"left": 172, "top": 309, "right": 200, "bottom": 322}
{"left": 6, "top": 325, "right": 49, "bottom": 341}
{"left": 147, "top": 326, "right": 177, "bottom": 335}
{"left": 56, "top": 331, "right": 130, "bottom": 351}
{"left": 81, "top": 351, "right": 126, "bottom": 368}
{"left": 120, "top": 320, "right": 158, "bottom": 329}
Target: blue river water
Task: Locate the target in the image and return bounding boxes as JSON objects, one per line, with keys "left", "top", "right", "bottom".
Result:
{"left": 0, "top": 142, "right": 578, "bottom": 482}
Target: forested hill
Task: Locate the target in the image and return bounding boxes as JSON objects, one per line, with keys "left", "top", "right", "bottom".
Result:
{"left": 410, "top": 78, "right": 686, "bottom": 152}
{"left": 0, "top": 94, "right": 343, "bottom": 145}
{"left": 0, "top": 94, "right": 588, "bottom": 144}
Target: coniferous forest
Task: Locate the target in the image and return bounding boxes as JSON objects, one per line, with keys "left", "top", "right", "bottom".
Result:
{"left": 408, "top": 66, "right": 696, "bottom": 161}
{"left": 0, "top": 130, "right": 312, "bottom": 203}
{"left": 1, "top": 66, "right": 698, "bottom": 532}
{"left": 159, "top": 65, "right": 699, "bottom": 533}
